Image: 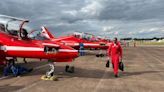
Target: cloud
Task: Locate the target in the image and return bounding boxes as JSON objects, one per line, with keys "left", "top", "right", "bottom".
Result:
{"left": 128, "top": 31, "right": 136, "bottom": 35}
{"left": 102, "top": 26, "right": 114, "bottom": 32}
{"left": 63, "top": 10, "right": 78, "bottom": 17}
{"left": 0, "top": 0, "right": 164, "bottom": 38}
{"left": 80, "top": 0, "right": 103, "bottom": 16}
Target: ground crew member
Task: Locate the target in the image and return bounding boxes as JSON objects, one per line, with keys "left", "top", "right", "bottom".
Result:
{"left": 3, "top": 59, "right": 33, "bottom": 77}
{"left": 79, "top": 42, "right": 85, "bottom": 56}
{"left": 108, "top": 37, "right": 122, "bottom": 78}
{"left": 3, "top": 61, "right": 12, "bottom": 76}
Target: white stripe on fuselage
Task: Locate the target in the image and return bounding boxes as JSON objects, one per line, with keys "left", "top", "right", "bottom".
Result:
{"left": 42, "top": 43, "right": 59, "bottom": 47}
{"left": 83, "top": 43, "right": 100, "bottom": 46}
{"left": 64, "top": 43, "right": 79, "bottom": 46}
{"left": 59, "top": 49, "right": 78, "bottom": 52}
{"left": 63, "top": 42, "right": 101, "bottom": 46}
{"left": 0, "top": 46, "right": 77, "bottom": 52}
{"left": 5, "top": 46, "right": 43, "bottom": 51}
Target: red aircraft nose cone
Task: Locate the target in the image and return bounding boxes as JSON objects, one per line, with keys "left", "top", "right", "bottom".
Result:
{"left": 73, "top": 49, "right": 79, "bottom": 58}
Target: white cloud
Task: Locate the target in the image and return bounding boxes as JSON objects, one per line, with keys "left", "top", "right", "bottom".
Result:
{"left": 149, "top": 28, "right": 159, "bottom": 32}
{"left": 139, "top": 28, "right": 159, "bottom": 33}
{"left": 128, "top": 31, "right": 136, "bottom": 35}
{"left": 102, "top": 26, "right": 114, "bottom": 32}
{"left": 161, "top": 29, "right": 164, "bottom": 32}
{"left": 80, "top": 0, "right": 103, "bottom": 16}
{"left": 1, "top": 0, "right": 164, "bottom": 38}
{"left": 63, "top": 10, "right": 78, "bottom": 17}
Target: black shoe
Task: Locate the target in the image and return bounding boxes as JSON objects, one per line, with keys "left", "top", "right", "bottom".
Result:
{"left": 106, "top": 60, "right": 109, "bottom": 68}
{"left": 115, "top": 74, "right": 118, "bottom": 78}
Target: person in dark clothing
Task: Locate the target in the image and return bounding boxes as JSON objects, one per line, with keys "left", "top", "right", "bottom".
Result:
{"left": 3, "top": 61, "right": 12, "bottom": 76}
{"left": 3, "top": 59, "right": 33, "bottom": 77}
{"left": 21, "top": 28, "right": 29, "bottom": 40}
{"left": 79, "top": 42, "right": 85, "bottom": 56}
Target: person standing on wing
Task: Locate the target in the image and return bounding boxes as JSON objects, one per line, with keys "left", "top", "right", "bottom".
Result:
{"left": 108, "top": 37, "right": 123, "bottom": 78}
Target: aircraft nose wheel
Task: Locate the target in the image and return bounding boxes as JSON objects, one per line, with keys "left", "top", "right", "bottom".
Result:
{"left": 65, "top": 65, "right": 69, "bottom": 72}
{"left": 70, "top": 66, "right": 74, "bottom": 73}
{"left": 65, "top": 65, "right": 75, "bottom": 73}
{"left": 96, "top": 54, "right": 104, "bottom": 57}
{"left": 100, "top": 54, "right": 104, "bottom": 57}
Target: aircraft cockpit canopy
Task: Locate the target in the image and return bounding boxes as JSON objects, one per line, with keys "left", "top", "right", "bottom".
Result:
{"left": 0, "top": 15, "right": 31, "bottom": 36}
{"left": 29, "top": 30, "right": 48, "bottom": 40}
{"left": 73, "top": 32, "right": 96, "bottom": 41}
{"left": 0, "top": 23, "right": 5, "bottom": 32}
{"left": 0, "top": 15, "right": 47, "bottom": 40}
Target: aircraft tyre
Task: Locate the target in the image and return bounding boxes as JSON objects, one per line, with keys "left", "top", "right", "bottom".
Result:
{"left": 65, "top": 65, "right": 69, "bottom": 72}
{"left": 70, "top": 66, "right": 74, "bottom": 73}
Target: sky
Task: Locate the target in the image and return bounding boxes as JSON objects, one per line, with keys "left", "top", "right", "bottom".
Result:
{"left": 0, "top": 0, "right": 164, "bottom": 38}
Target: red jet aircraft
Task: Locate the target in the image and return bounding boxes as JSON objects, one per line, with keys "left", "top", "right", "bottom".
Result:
{"left": 40, "top": 27, "right": 111, "bottom": 50}
{"left": 40, "top": 27, "right": 112, "bottom": 57}
{"left": 0, "top": 15, "right": 78, "bottom": 73}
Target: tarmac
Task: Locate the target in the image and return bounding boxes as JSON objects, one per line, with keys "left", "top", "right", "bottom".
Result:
{"left": 0, "top": 46, "right": 164, "bottom": 92}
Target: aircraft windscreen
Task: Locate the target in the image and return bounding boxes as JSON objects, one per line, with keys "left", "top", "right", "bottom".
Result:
{"left": 6, "top": 21, "right": 23, "bottom": 36}
{"left": 73, "top": 32, "right": 96, "bottom": 41}
{"left": 29, "top": 30, "right": 48, "bottom": 40}
{"left": 0, "top": 23, "right": 5, "bottom": 32}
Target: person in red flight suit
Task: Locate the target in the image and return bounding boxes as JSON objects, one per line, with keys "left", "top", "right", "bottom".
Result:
{"left": 108, "top": 37, "right": 122, "bottom": 78}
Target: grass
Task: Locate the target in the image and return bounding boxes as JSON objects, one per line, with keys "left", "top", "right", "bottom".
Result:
{"left": 129, "top": 41, "right": 164, "bottom": 46}
{"left": 143, "top": 42, "right": 164, "bottom": 45}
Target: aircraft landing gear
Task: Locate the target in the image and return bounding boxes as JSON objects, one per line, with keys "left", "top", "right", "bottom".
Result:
{"left": 23, "top": 58, "right": 27, "bottom": 64}
{"left": 8, "top": 58, "right": 16, "bottom": 65}
{"left": 65, "top": 65, "right": 69, "bottom": 72}
{"left": 65, "top": 59, "right": 75, "bottom": 73}
{"left": 65, "top": 65, "right": 75, "bottom": 73}
{"left": 41, "top": 60, "right": 58, "bottom": 81}
{"left": 96, "top": 54, "right": 104, "bottom": 57}
{"left": 46, "top": 61, "right": 55, "bottom": 77}
{"left": 96, "top": 50, "right": 104, "bottom": 57}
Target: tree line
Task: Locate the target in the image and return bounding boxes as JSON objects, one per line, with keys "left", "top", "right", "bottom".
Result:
{"left": 120, "top": 37, "right": 164, "bottom": 41}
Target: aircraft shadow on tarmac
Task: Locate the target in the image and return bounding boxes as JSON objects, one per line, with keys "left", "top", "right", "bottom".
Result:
{"left": 25, "top": 64, "right": 163, "bottom": 79}
{"left": 21, "top": 65, "right": 115, "bottom": 79}
{"left": 0, "top": 61, "right": 163, "bottom": 79}
{"left": 0, "top": 84, "right": 24, "bottom": 92}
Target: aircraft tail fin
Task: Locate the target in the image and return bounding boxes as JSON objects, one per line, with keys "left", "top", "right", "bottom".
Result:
{"left": 41, "top": 26, "right": 55, "bottom": 39}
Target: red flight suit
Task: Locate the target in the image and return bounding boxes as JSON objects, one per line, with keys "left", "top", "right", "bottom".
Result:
{"left": 108, "top": 42, "right": 122, "bottom": 75}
